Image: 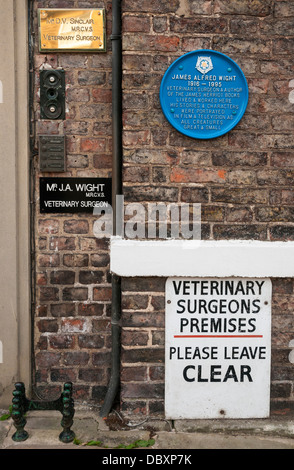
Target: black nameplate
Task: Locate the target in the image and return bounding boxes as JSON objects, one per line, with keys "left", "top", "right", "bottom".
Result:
{"left": 40, "top": 177, "right": 112, "bottom": 213}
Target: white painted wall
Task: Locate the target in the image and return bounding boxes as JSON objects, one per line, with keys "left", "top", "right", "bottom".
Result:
{"left": 110, "top": 237, "right": 294, "bottom": 278}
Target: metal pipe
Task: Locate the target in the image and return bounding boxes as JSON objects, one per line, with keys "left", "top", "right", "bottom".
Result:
{"left": 100, "top": 0, "right": 122, "bottom": 417}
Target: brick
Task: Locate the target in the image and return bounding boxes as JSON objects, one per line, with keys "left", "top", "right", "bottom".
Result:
{"left": 64, "top": 121, "right": 89, "bottom": 135}
{"left": 212, "top": 152, "right": 267, "bottom": 167}
{"left": 123, "top": 130, "right": 150, "bottom": 146}
{"left": 255, "top": 207, "right": 294, "bottom": 222}
{"left": 181, "top": 187, "right": 209, "bottom": 203}
{"left": 257, "top": 170, "right": 294, "bottom": 186}
{"left": 247, "top": 78, "right": 270, "bottom": 94}
{"left": 66, "top": 88, "right": 89, "bottom": 102}
{"left": 121, "top": 277, "right": 166, "bottom": 292}
{"left": 271, "top": 152, "right": 294, "bottom": 167}
{"left": 272, "top": 115, "right": 294, "bottom": 131}
{"left": 258, "top": 97, "right": 293, "bottom": 114}
{"left": 201, "top": 205, "right": 225, "bottom": 222}
{"left": 67, "top": 154, "right": 89, "bottom": 168}
{"left": 37, "top": 272, "right": 47, "bottom": 286}
{"left": 226, "top": 207, "right": 253, "bottom": 223}
{"left": 92, "top": 319, "right": 111, "bottom": 332}
{"left": 63, "top": 352, "right": 90, "bottom": 366}
{"left": 151, "top": 295, "right": 165, "bottom": 312}
{"left": 38, "top": 254, "right": 60, "bottom": 267}
{"left": 272, "top": 279, "right": 293, "bottom": 295}
{"left": 51, "top": 369, "right": 77, "bottom": 382}
{"left": 39, "top": 287, "right": 59, "bottom": 301}
{"left": 36, "top": 121, "right": 59, "bottom": 135}
{"left": 90, "top": 253, "right": 110, "bottom": 267}
{"left": 227, "top": 170, "right": 256, "bottom": 185}
{"left": 214, "top": 0, "right": 272, "bottom": 16}
{"left": 152, "top": 166, "right": 169, "bottom": 183}
{"left": 149, "top": 365, "right": 165, "bottom": 381}
{"left": 123, "top": 15, "right": 151, "bottom": 32}
{"left": 152, "top": 331, "right": 164, "bottom": 346}
{"left": 153, "top": 16, "right": 168, "bottom": 33}
{"left": 230, "top": 18, "right": 259, "bottom": 34}
{"left": 121, "top": 366, "right": 147, "bottom": 382}
{"left": 35, "top": 351, "right": 61, "bottom": 368}
{"left": 123, "top": 166, "right": 150, "bottom": 183}
{"left": 59, "top": 54, "right": 87, "bottom": 68}
{"left": 171, "top": 167, "right": 226, "bottom": 183}
{"left": 270, "top": 226, "right": 294, "bottom": 241}
{"left": 280, "top": 190, "right": 294, "bottom": 205}
{"left": 51, "top": 303, "right": 75, "bottom": 317}
{"left": 123, "top": 72, "right": 161, "bottom": 89}
{"left": 38, "top": 237, "right": 47, "bottom": 250}
{"left": 79, "top": 237, "right": 109, "bottom": 251}
{"left": 149, "top": 401, "right": 164, "bottom": 415}
{"left": 124, "top": 186, "right": 179, "bottom": 202}
{"left": 170, "top": 16, "right": 227, "bottom": 33}
{"left": 92, "top": 386, "right": 110, "bottom": 402}
{"left": 78, "top": 335, "right": 104, "bottom": 349}
{"left": 121, "top": 383, "right": 164, "bottom": 399}
{"left": 92, "top": 88, "right": 112, "bottom": 103}
{"left": 212, "top": 37, "right": 271, "bottom": 55}
{"left": 93, "top": 287, "right": 112, "bottom": 301}
{"left": 62, "top": 287, "right": 88, "bottom": 301}
{"left": 123, "top": 34, "right": 180, "bottom": 52}
{"left": 122, "top": 294, "right": 149, "bottom": 310}
{"left": 123, "top": 312, "right": 165, "bottom": 328}
{"left": 37, "top": 319, "right": 58, "bottom": 333}
{"left": 122, "top": 330, "right": 149, "bottom": 346}
{"left": 92, "top": 351, "right": 111, "bottom": 366}
{"left": 80, "top": 104, "right": 111, "bottom": 120}
{"left": 78, "top": 303, "right": 104, "bottom": 316}
{"left": 50, "top": 270, "right": 75, "bottom": 285}
{"left": 123, "top": 0, "right": 180, "bottom": 13}
{"left": 123, "top": 54, "right": 153, "bottom": 72}
{"left": 274, "top": 2, "right": 294, "bottom": 17}
{"left": 181, "top": 150, "right": 211, "bottom": 166}
{"left": 271, "top": 365, "right": 294, "bottom": 381}
{"left": 79, "top": 369, "right": 104, "bottom": 382}
{"left": 49, "top": 237, "right": 76, "bottom": 251}
{"left": 260, "top": 58, "right": 294, "bottom": 76}
{"left": 38, "top": 219, "right": 59, "bottom": 234}
{"left": 61, "top": 318, "right": 87, "bottom": 333}
{"left": 48, "top": 335, "right": 75, "bottom": 349}
{"left": 63, "top": 254, "right": 89, "bottom": 267}
{"left": 80, "top": 138, "right": 106, "bottom": 152}
{"left": 79, "top": 270, "right": 104, "bottom": 284}
{"left": 188, "top": 0, "right": 213, "bottom": 14}
{"left": 271, "top": 383, "right": 292, "bottom": 399}
{"left": 260, "top": 19, "right": 294, "bottom": 36}
{"left": 77, "top": 71, "right": 106, "bottom": 85}
{"left": 213, "top": 224, "right": 267, "bottom": 240}
{"left": 211, "top": 188, "right": 268, "bottom": 204}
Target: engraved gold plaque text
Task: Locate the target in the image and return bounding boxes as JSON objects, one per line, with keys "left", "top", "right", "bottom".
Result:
{"left": 38, "top": 9, "right": 106, "bottom": 52}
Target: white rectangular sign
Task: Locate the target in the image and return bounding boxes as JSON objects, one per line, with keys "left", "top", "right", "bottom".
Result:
{"left": 165, "top": 278, "right": 272, "bottom": 419}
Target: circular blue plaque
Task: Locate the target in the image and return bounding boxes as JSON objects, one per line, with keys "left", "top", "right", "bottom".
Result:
{"left": 160, "top": 50, "right": 248, "bottom": 139}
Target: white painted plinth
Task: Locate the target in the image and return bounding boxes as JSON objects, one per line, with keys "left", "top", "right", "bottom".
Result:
{"left": 110, "top": 238, "right": 294, "bottom": 278}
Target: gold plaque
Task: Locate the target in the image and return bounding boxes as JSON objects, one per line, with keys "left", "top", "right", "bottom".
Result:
{"left": 38, "top": 9, "right": 106, "bottom": 52}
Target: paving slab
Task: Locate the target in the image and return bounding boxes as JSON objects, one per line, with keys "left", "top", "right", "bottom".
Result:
{"left": 1, "top": 408, "right": 294, "bottom": 450}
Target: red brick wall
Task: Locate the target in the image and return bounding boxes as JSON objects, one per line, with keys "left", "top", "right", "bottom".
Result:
{"left": 32, "top": 0, "right": 294, "bottom": 415}
{"left": 33, "top": 0, "right": 113, "bottom": 402}
{"left": 120, "top": 0, "right": 294, "bottom": 416}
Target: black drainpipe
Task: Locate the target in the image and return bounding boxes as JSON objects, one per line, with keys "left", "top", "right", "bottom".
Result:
{"left": 100, "top": 0, "right": 122, "bottom": 417}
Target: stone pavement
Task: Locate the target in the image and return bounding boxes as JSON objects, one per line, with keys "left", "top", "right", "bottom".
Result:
{"left": 0, "top": 407, "right": 294, "bottom": 451}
